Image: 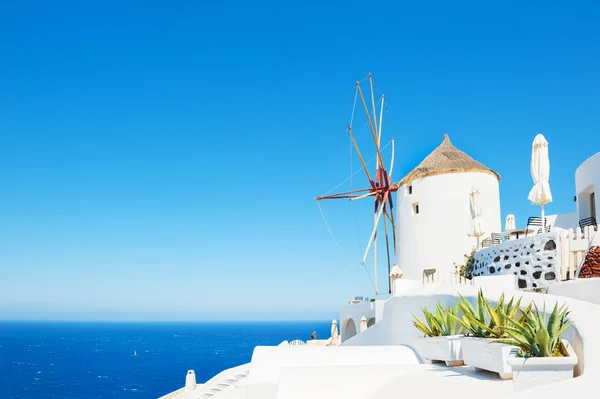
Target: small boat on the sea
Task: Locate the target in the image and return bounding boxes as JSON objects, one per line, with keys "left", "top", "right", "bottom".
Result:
{"left": 132, "top": 351, "right": 137, "bottom": 357}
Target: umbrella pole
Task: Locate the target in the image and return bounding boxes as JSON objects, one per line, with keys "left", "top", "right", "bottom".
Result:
{"left": 541, "top": 204, "right": 545, "bottom": 232}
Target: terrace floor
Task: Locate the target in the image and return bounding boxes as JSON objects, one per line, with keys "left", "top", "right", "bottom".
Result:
{"left": 273, "top": 363, "right": 514, "bottom": 399}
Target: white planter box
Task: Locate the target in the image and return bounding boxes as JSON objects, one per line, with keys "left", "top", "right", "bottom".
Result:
{"left": 418, "top": 335, "right": 464, "bottom": 366}
{"left": 508, "top": 339, "right": 578, "bottom": 391}
{"left": 461, "top": 337, "right": 516, "bottom": 379}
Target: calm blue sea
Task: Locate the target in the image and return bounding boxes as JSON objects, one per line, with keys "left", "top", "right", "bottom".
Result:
{"left": 0, "top": 321, "right": 331, "bottom": 399}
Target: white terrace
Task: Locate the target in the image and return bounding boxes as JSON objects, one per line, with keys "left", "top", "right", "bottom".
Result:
{"left": 162, "top": 284, "right": 600, "bottom": 399}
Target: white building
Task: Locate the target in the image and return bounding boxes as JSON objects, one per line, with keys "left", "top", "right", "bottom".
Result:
{"left": 532, "top": 152, "right": 599, "bottom": 232}
{"left": 395, "top": 134, "right": 501, "bottom": 282}
{"left": 575, "top": 152, "right": 599, "bottom": 223}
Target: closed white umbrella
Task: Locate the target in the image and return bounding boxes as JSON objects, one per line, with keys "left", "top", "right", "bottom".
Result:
{"left": 505, "top": 213, "right": 516, "bottom": 231}
{"left": 329, "top": 320, "right": 339, "bottom": 346}
{"left": 360, "top": 317, "right": 368, "bottom": 333}
{"left": 527, "top": 134, "right": 552, "bottom": 231}
{"left": 468, "top": 187, "right": 485, "bottom": 247}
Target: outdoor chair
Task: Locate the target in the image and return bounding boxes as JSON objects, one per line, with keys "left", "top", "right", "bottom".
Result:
{"left": 579, "top": 217, "right": 598, "bottom": 232}
{"left": 525, "top": 216, "right": 548, "bottom": 236}
{"left": 537, "top": 225, "right": 552, "bottom": 234}
{"left": 481, "top": 235, "right": 501, "bottom": 247}
{"left": 490, "top": 233, "right": 505, "bottom": 244}
{"left": 422, "top": 268, "right": 436, "bottom": 284}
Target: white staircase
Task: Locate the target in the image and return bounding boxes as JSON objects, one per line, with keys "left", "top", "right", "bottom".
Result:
{"left": 195, "top": 367, "right": 250, "bottom": 398}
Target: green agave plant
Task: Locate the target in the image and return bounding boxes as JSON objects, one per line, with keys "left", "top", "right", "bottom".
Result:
{"left": 484, "top": 292, "right": 529, "bottom": 338}
{"left": 447, "top": 290, "right": 494, "bottom": 338}
{"left": 447, "top": 289, "right": 527, "bottom": 338}
{"left": 413, "top": 303, "right": 462, "bottom": 337}
{"left": 495, "top": 302, "right": 574, "bottom": 357}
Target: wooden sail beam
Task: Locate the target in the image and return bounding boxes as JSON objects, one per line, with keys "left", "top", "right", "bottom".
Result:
{"left": 316, "top": 184, "right": 396, "bottom": 201}
{"left": 356, "top": 83, "right": 385, "bottom": 169}
{"left": 316, "top": 194, "right": 370, "bottom": 200}
{"left": 378, "top": 94, "right": 385, "bottom": 148}
{"left": 369, "top": 74, "right": 379, "bottom": 167}
{"left": 383, "top": 212, "right": 392, "bottom": 294}
{"left": 383, "top": 191, "right": 397, "bottom": 250}
{"left": 348, "top": 126, "right": 375, "bottom": 188}
{"left": 315, "top": 187, "right": 372, "bottom": 201}
{"left": 349, "top": 191, "right": 378, "bottom": 201}
{"left": 373, "top": 214, "right": 378, "bottom": 295}
{"left": 361, "top": 191, "right": 389, "bottom": 265}
{"left": 389, "top": 139, "right": 395, "bottom": 180}
{"left": 385, "top": 208, "right": 397, "bottom": 250}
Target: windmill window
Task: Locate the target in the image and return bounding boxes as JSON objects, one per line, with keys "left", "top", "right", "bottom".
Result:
{"left": 412, "top": 202, "right": 419, "bottom": 215}
{"left": 405, "top": 184, "right": 413, "bottom": 196}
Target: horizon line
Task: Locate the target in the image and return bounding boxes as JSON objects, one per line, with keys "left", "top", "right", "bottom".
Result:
{"left": 0, "top": 319, "right": 334, "bottom": 323}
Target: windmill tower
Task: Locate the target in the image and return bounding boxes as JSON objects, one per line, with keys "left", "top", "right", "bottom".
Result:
{"left": 395, "top": 134, "right": 501, "bottom": 283}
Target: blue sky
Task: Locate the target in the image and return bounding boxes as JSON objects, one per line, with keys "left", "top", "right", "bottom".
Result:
{"left": 1, "top": 0, "right": 599, "bottom": 321}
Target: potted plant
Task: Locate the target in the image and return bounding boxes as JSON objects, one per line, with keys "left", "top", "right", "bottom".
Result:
{"left": 413, "top": 303, "right": 464, "bottom": 366}
{"left": 453, "top": 246, "right": 477, "bottom": 280}
{"left": 448, "top": 290, "right": 526, "bottom": 379}
{"left": 498, "top": 302, "right": 577, "bottom": 391}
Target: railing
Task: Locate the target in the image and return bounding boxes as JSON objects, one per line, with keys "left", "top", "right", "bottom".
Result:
{"left": 558, "top": 226, "right": 597, "bottom": 280}
{"left": 422, "top": 269, "right": 475, "bottom": 286}
{"left": 453, "top": 275, "right": 475, "bottom": 285}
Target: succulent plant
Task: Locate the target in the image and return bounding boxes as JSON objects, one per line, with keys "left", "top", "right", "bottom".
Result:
{"left": 448, "top": 290, "right": 527, "bottom": 338}
{"left": 413, "top": 303, "right": 462, "bottom": 337}
{"left": 495, "top": 302, "right": 574, "bottom": 357}
{"left": 447, "top": 290, "right": 494, "bottom": 338}
{"left": 484, "top": 293, "right": 528, "bottom": 338}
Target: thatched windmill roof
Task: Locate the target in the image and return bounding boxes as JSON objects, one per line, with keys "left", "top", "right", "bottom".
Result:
{"left": 396, "top": 134, "right": 500, "bottom": 187}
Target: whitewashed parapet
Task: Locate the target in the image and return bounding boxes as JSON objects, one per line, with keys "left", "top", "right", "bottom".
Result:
{"left": 472, "top": 233, "right": 560, "bottom": 290}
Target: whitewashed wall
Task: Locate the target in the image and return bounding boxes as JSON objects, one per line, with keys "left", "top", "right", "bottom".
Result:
{"left": 548, "top": 279, "right": 600, "bottom": 305}
{"left": 575, "top": 152, "right": 600, "bottom": 221}
{"left": 339, "top": 300, "right": 383, "bottom": 342}
{"left": 396, "top": 171, "right": 501, "bottom": 282}
{"left": 472, "top": 233, "right": 560, "bottom": 290}
{"left": 246, "top": 346, "right": 420, "bottom": 398}
{"left": 546, "top": 212, "right": 578, "bottom": 230}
